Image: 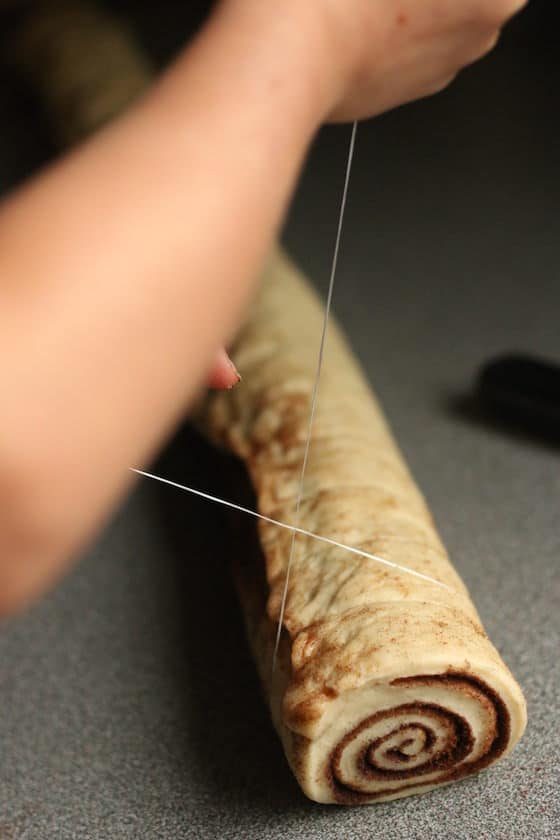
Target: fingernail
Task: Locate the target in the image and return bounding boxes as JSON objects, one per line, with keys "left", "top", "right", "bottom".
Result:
{"left": 228, "top": 360, "right": 242, "bottom": 388}
{"left": 224, "top": 351, "right": 241, "bottom": 385}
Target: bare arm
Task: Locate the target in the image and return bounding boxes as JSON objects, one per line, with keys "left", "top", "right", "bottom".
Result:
{"left": 0, "top": 0, "right": 526, "bottom": 614}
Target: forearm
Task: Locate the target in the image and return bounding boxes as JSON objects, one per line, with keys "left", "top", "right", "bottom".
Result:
{"left": 0, "top": 0, "right": 524, "bottom": 614}
{"left": 0, "top": 1, "right": 332, "bottom": 611}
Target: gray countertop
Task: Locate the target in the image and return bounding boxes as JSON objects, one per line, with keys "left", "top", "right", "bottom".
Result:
{"left": 0, "top": 4, "right": 559, "bottom": 838}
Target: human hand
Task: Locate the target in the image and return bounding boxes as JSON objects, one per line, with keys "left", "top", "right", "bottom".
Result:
{"left": 333, "top": 0, "right": 527, "bottom": 121}
{"left": 228, "top": 0, "right": 527, "bottom": 122}
{"left": 326, "top": 0, "right": 528, "bottom": 120}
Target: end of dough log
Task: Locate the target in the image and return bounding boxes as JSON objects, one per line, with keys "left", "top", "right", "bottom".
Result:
{"left": 278, "top": 602, "right": 526, "bottom": 804}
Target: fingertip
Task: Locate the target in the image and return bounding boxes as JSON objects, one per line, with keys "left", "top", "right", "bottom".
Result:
{"left": 208, "top": 348, "right": 241, "bottom": 390}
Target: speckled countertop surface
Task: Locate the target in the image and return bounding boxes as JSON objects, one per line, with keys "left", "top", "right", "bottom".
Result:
{"left": 0, "top": 4, "right": 559, "bottom": 838}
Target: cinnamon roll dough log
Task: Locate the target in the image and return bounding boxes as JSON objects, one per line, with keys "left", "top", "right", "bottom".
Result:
{"left": 199, "top": 249, "right": 527, "bottom": 804}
